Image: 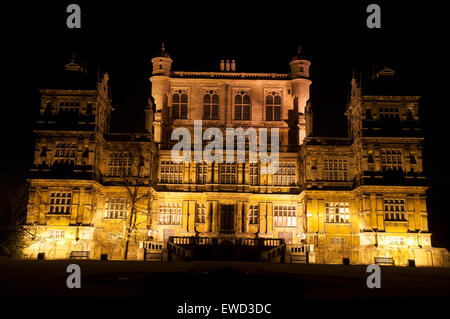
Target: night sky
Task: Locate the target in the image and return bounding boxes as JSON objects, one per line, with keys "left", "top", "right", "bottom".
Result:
{"left": 2, "top": 1, "right": 449, "bottom": 247}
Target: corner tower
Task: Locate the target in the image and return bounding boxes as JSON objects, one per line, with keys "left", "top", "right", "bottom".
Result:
{"left": 150, "top": 43, "right": 172, "bottom": 144}
{"left": 289, "top": 46, "right": 312, "bottom": 144}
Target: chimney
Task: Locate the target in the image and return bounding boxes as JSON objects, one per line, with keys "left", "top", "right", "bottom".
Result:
{"left": 225, "top": 59, "right": 230, "bottom": 71}
{"left": 231, "top": 60, "right": 236, "bottom": 72}
{"left": 220, "top": 59, "right": 225, "bottom": 71}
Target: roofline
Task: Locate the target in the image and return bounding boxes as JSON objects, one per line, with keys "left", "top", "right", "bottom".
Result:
{"left": 171, "top": 71, "right": 290, "bottom": 80}
{"left": 362, "top": 95, "right": 421, "bottom": 100}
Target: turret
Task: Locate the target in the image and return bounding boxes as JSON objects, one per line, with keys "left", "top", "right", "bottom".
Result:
{"left": 150, "top": 43, "right": 172, "bottom": 144}
{"left": 289, "top": 45, "right": 311, "bottom": 79}
{"left": 289, "top": 46, "right": 312, "bottom": 145}
{"left": 151, "top": 43, "right": 173, "bottom": 76}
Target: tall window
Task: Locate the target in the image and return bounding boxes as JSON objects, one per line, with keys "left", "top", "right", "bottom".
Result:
{"left": 265, "top": 91, "right": 282, "bottom": 121}
{"left": 108, "top": 152, "right": 132, "bottom": 176}
{"left": 105, "top": 198, "right": 128, "bottom": 219}
{"left": 384, "top": 199, "right": 406, "bottom": 221}
{"left": 220, "top": 163, "right": 236, "bottom": 184}
{"left": 160, "top": 161, "right": 183, "bottom": 184}
{"left": 234, "top": 91, "right": 251, "bottom": 120}
{"left": 58, "top": 101, "right": 79, "bottom": 113}
{"left": 54, "top": 143, "right": 76, "bottom": 164}
{"left": 203, "top": 90, "right": 219, "bottom": 120}
{"left": 323, "top": 157, "right": 348, "bottom": 181}
{"left": 273, "top": 162, "right": 296, "bottom": 186}
{"left": 172, "top": 90, "right": 188, "bottom": 119}
{"left": 196, "top": 203, "right": 206, "bottom": 223}
{"left": 197, "top": 162, "right": 207, "bottom": 184}
{"left": 48, "top": 192, "right": 71, "bottom": 214}
{"left": 381, "top": 149, "right": 403, "bottom": 171}
{"left": 325, "top": 202, "right": 349, "bottom": 223}
{"left": 249, "top": 205, "right": 259, "bottom": 224}
{"left": 273, "top": 205, "right": 296, "bottom": 227}
{"left": 249, "top": 163, "right": 259, "bottom": 186}
{"left": 379, "top": 107, "right": 400, "bottom": 120}
{"left": 159, "top": 203, "right": 181, "bottom": 225}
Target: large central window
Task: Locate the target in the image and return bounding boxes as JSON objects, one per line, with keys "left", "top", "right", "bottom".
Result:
{"left": 384, "top": 199, "right": 406, "bottom": 221}
{"left": 54, "top": 143, "right": 76, "bottom": 165}
{"left": 108, "top": 152, "right": 132, "bottom": 176}
{"left": 160, "top": 161, "right": 183, "bottom": 184}
{"left": 48, "top": 192, "right": 72, "bottom": 214}
{"left": 379, "top": 106, "right": 400, "bottom": 120}
{"left": 323, "top": 157, "right": 348, "bottom": 181}
{"left": 381, "top": 149, "right": 403, "bottom": 171}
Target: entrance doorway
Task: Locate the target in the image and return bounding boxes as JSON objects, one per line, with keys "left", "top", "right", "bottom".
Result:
{"left": 220, "top": 205, "right": 235, "bottom": 232}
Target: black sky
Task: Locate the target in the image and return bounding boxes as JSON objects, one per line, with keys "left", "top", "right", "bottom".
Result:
{"left": 2, "top": 1, "right": 449, "bottom": 247}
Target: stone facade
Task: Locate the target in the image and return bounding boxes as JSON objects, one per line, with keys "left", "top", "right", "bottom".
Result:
{"left": 22, "top": 48, "right": 449, "bottom": 267}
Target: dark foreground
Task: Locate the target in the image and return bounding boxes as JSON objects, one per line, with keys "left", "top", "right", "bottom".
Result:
{"left": 1, "top": 259, "right": 449, "bottom": 316}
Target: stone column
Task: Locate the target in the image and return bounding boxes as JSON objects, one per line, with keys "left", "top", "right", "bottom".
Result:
{"left": 206, "top": 201, "right": 212, "bottom": 232}
{"left": 211, "top": 201, "right": 218, "bottom": 232}
{"left": 182, "top": 200, "right": 189, "bottom": 232}
{"left": 297, "top": 201, "right": 304, "bottom": 234}
{"left": 71, "top": 188, "right": 80, "bottom": 225}
{"left": 376, "top": 194, "right": 384, "bottom": 231}
{"left": 266, "top": 202, "right": 273, "bottom": 234}
{"left": 242, "top": 202, "right": 248, "bottom": 233}
{"left": 236, "top": 202, "right": 242, "bottom": 233}
{"left": 419, "top": 194, "right": 428, "bottom": 231}
{"left": 259, "top": 203, "right": 267, "bottom": 234}
{"left": 237, "top": 163, "right": 244, "bottom": 185}
{"left": 207, "top": 162, "right": 212, "bottom": 184}
{"left": 318, "top": 199, "right": 325, "bottom": 233}
{"left": 188, "top": 201, "right": 196, "bottom": 232}
{"left": 361, "top": 194, "right": 371, "bottom": 229}
{"left": 213, "top": 163, "right": 219, "bottom": 184}
{"left": 39, "top": 188, "right": 49, "bottom": 224}
{"left": 407, "top": 194, "right": 415, "bottom": 230}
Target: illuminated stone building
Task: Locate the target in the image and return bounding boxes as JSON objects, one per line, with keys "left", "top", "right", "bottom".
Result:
{"left": 22, "top": 47, "right": 449, "bottom": 267}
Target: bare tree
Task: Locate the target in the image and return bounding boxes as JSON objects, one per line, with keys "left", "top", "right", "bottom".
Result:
{"left": 0, "top": 175, "right": 29, "bottom": 258}
{"left": 93, "top": 226, "right": 124, "bottom": 259}
{"left": 122, "top": 146, "right": 152, "bottom": 259}
{"left": 105, "top": 141, "right": 154, "bottom": 259}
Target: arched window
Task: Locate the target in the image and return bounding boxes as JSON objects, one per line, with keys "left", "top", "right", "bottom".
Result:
{"left": 203, "top": 91, "right": 219, "bottom": 120}
{"left": 234, "top": 91, "right": 250, "bottom": 120}
{"left": 172, "top": 90, "right": 188, "bottom": 119}
{"left": 265, "top": 91, "right": 281, "bottom": 121}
